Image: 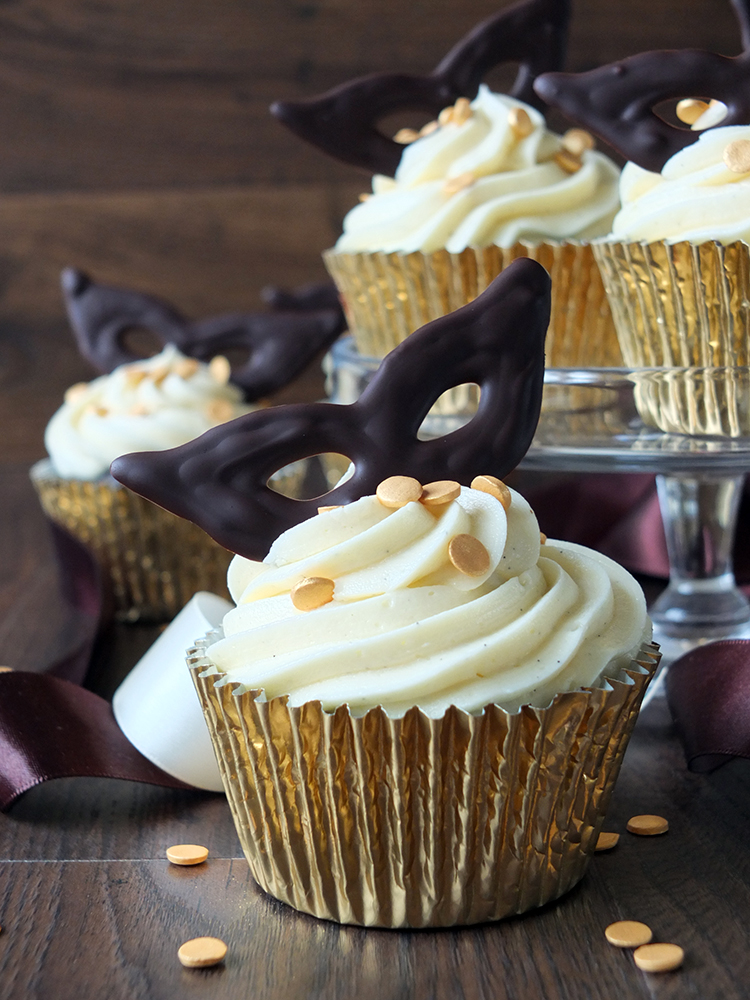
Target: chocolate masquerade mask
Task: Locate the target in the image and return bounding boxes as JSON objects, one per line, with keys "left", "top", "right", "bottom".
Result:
{"left": 61, "top": 269, "right": 346, "bottom": 402}
{"left": 271, "top": 0, "right": 570, "bottom": 176}
{"left": 534, "top": 0, "right": 750, "bottom": 173}
{"left": 111, "top": 257, "right": 551, "bottom": 560}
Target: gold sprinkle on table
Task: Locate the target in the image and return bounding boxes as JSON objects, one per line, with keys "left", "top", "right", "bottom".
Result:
{"left": 448, "top": 534, "right": 490, "bottom": 576}
{"left": 471, "top": 475, "right": 511, "bottom": 510}
{"left": 633, "top": 942, "right": 685, "bottom": 973}
{"left": 209, "top": 355, "right": 232, "bottom": 384}
{"left": 394, "top": 127, "right": 419, "bottom": 144}
{"left": 554, "top": 148, "right": 583, "bottom": 174}
{"left": 166, "top": 844, "right": 209, "bottom": 866}
{"left": 562, "top": 128, "right": 595, "bottom": 157}
{"left": 291, "top": 576, "right": 335, "bottom": 611}
{"left": 376, "top": 476, "right": 423, "bottom": 508}
{"left": 605, "top": 920, "right": 653, "bottom": 948}
{"left": 676, "top": 98, "right": 709, "bottom": 125}
{"left": 594, "top": 831, "right": 620, "bottom": 851}
{"left": 723, "top": 138, "right": 750, "bottom": 173}
{"left": 177, "top": 937, "right": 227, "bottom": 969}
{"left": 508, "top": 106, "right": 533, "bottom": 138}
{"left": 627, "top": 814, "right": 669, "bottom": 836}
{"left": 421, "top": 480, "right": 461, "bottom": 508}
{"left": 443, "top": 171, "right": 475, "bottom": 195}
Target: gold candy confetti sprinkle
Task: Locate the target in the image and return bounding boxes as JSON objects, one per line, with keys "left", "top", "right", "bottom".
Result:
{"left": 443, "top": 171, "right": 476, "bottom": 195}
{"left": 376, "top": 476, "right": 423, "bottom": 508}
{"left": 421, "top": 480, "right": 461, "bottom": 508}
{"left": 471, "top": 475, "right": 511, "bottom": 510}
{"left": 508, "top": 106, "right": 533, "bottom": 138}
{"left": 177, "top": 937, "right": 227, "bottom": 969}
{"left": 209, "top": 355, "right": 232, "bottom": 384}
{"left": 554, "top": 148, "right": 583, "bottom": 174}
{"left": 626, "top": 814, "right": 669, "bottom": 836}
{"left": 633, "top": 943, "right": 685, "bottom": 973}
{"left": 562, "top": 128, "right": 595, "bottom": 156}
{"left": 394, "top": 127, "right": 419, "bottom": 144}
{"left": 723, "top": 138, "right": 750, "bottom": 173}
{"left": 594, "top": 831, "right": 620, "bottom": 851}
{"left": 448, "top": 534, "right": 490, "bottom": 576}
{"left": 605, "top": 920, "right": 653, "bottom": 948}
{"left": 166, "top": 844, "right": 209, "bottom": 866}
{"left": 291, "top": 577, "right": 335, "bottom": 611}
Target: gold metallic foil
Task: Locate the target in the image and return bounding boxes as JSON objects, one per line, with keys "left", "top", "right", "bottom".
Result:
{"left": 189, "top": 637, "right": 658, "bottom": 928}
{"left": 594, "top": 240, "right": 750, "bottom": 436}
{"left": 324, "top": 243, "right": 622, "bottom": 370}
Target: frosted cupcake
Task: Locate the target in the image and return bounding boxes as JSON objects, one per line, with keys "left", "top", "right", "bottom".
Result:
{"left": 272, "top": 0, "right": 623, "bottom": 368}
{"left": 112, "top": 262, "right": 658, "bottom": 927}
{"left": 33, "top": 345, "right": 251, "bottom": 621}
{"left": 535, "top": 10, "right": 750, "bottom": 436}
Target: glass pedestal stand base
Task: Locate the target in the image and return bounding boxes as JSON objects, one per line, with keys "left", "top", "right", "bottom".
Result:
{"left": 325, "top": 342, "right": 750, "bottom": 687}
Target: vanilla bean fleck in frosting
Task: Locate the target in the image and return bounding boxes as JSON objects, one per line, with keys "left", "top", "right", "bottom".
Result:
{"left": 208, "top": 481, "right": 650, "bottom": 717}
{"left": 46, "top": 345, "right": 252, "bottom": 480}
{"left": 334, "top": 86, "right": 620, "bottom": 254}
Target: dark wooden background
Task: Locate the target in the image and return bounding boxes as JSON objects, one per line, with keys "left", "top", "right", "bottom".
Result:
{"left": 0, "top": 1, "right": 742, "bottom": 462}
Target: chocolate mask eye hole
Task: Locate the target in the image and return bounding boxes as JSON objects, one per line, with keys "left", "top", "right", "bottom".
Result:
{"left": 534, "top": 0, "right": 750, "bottom": 173}
{"left": 271, "top": 0, "right": 570, "bottom": 177}
{"left": 61, "top": 269, "right": 346, "bottom": 403}
{"left": 111, "top": 258, "right": 551, "bottom": 561}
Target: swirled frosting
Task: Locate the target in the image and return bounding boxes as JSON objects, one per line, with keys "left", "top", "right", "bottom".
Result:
{"left": 334, "top": 86, "right": 620, "bottom": 254}
{"left": 46, "top": 345, "right": 251, "bottom": 479}
{"left": 610, "top": 124, "right": 750, "bottom": 244}
{"left": 207, "top": 485, "right": 650, "bottom": 717}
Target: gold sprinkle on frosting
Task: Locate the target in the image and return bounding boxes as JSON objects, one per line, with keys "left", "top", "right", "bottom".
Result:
{"left": 448, "top": 534, "right": 490, "bottom": 577}
{"left": 394, "top": 127, "right": 419, "bottom": 144}
{"left": 209, "top": 355, "right": 232, "bottom": 384}
{"left": 443, "top": 171, "right": 475, "bottom": 195}
{"left": 291, "top": 576, "right": 335, "bottom": 611}
{"left": 471, "top": 475, "right": 511, "bottom": 510}
{"left": 421, "top": 480, "right": 461, "bottom": 508}
{"left": 376, "top": 476, "right": 423, "bottom": 508}
{"left": 724, "top": 138, "right": 750, "bottom": 173}
{"left": 508, "top": 106, "right": 533, "bottom": 139}
{"left": 562, "top": 128, "right": 595, "bottom": 157}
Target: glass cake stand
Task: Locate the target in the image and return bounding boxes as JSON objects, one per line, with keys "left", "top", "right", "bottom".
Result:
{"left": 326, "top": 338, "right": 750, "bottom": 672}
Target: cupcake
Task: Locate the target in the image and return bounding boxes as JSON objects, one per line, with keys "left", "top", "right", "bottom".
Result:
{"left": 34, "top": 271, "right": 344, "bottom": 622}
{"left": 112, "top": 262, "right": 658, "bottom": 927}
{"left": 272, "top": 0, "right": 623, "bottom": 369}
{"left": 535, "top": 15, "right": 750, "bottom": 436}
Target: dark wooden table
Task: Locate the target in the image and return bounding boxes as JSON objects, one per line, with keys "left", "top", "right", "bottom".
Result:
{"left": 2, "top": 459, "right": 750, "bottom": 1000}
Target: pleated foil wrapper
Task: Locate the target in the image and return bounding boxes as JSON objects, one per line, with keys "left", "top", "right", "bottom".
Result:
{"left": 324, "top": 242, "right": 622, "bottom": 372}
{"left": 30, "top": 459, "right": 306, "bottom": 623}
{"left": 594, "top": 240, "right": 750, "bottom": 437}
{"left": 189, "top": 634, "right": 659, "bottom": 928}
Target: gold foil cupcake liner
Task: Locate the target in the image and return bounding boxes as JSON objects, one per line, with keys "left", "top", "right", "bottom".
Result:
{"left": 31, "top": 459, "right": 307, "bottom": 622}
{"left": 594, "top": 239, "right": 750, "bottom": 436}
{"left": 189, "top": 637, "right": 659, "bottom": 928}
{"left": 324, "top": 242, "right": 622, "bottom": 369}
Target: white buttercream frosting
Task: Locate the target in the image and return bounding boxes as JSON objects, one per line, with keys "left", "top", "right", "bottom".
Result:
{"left": 208, "top": 486, "right": 650, "bottom": 717}
{"left": 46, "top": 345, "right": 251, "bottom": 480}
{"left": 610, "top": 124, "right": 750, "bottom": 244}
{"left": 334, "top": 86, "right": 621, "bottom": 254}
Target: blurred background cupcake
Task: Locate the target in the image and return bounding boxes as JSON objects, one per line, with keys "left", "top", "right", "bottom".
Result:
{"left": 535, "top": 7, "right": 750, "bottom": 437}
{"left": 32, "top": 270, "right": 344, "bottom": 621}
{"left": 273, "top": 0, "right": 623, "bottom": 384}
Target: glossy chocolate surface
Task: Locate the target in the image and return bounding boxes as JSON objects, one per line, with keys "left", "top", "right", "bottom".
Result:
{"left": 111, "top": 258, "right": 550, "bottom": 561}
{"left": 271, "top": 0, "right": 570, "bottom": 176}
{"left": 61, "top": 269, "right": 346, "bottom": 402}
{"left": 535, "top": 0, "right": 750, "bottom": 173}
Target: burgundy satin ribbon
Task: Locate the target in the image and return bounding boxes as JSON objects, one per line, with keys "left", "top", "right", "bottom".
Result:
{"left": 0, "top": 521, "right": 191, "bottom": 811}
{"left": 666, "top": 640, "right": 750, "bottom": 772}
